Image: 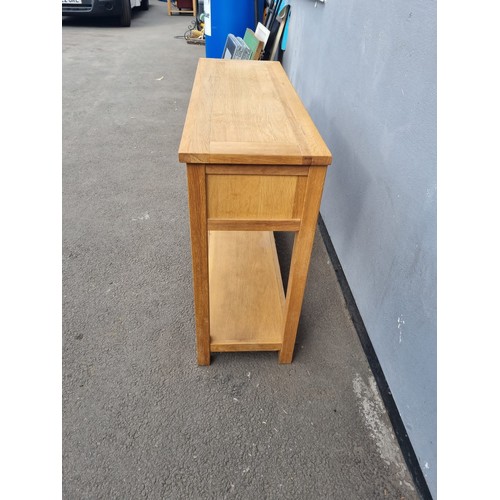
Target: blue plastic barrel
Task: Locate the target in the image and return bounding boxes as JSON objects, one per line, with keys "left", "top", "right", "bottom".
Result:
{"left": 205, "top": 0, "right": 257, "bottom": 58}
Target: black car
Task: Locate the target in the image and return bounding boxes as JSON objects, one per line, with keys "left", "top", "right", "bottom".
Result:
{"left": 62, "top": 0, "right": 149, "bottom": 27}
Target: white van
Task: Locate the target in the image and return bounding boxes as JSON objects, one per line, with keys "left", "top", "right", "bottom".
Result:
{"left": 62, "top": 0, "right": 148, "bottom": 27}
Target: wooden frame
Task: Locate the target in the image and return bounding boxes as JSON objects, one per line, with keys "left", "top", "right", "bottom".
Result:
{"left": 167, "top": 0, "right": 197, "bottom": 16}
{"left": 180, "top": 60, "right": 332, "bottom": 365}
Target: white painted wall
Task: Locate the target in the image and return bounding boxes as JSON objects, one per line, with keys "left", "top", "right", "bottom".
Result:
{"left": 282, "top": 0, "right": 436, "bottom": 496}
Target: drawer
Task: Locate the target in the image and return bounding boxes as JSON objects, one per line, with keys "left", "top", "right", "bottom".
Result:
{"left": 206, "top": 173, "right": 307, "bottom": 221}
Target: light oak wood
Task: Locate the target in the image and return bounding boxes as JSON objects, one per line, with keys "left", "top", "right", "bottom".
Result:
{"left": 186, "top": 165, "right": 210, "bottom": 365}
{"left": 279, "top": 166, "right": 328, "bottom": 364}
{"left": 211, "top": 343, "right": 281, "bottom": 352}
{"left": 205, "top": 165, "right": 309, "bottom": 176}
{"left": 209, "top": 231, "right": 285, "bottom": 351}
{"left": 208, "top": 219, "right": 300, "bottom": 231}
{"left": 292, "top": 176, "right": 308, "bottom": 219}
{"left": 180, "top": 60, "right": 332, "bottom": 364}
{"left": 207, "top": 174, "right": 305, "bottom": 220}
{"left": 178, "top": 59, "right": 332, "bottom": 166}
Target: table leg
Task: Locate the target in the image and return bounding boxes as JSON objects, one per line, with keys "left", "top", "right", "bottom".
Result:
{"left": 279, "top": 166, "right": 328, "bottom": 364}
{"left": 186, "top": 165, "right": 211, "bottom": 365}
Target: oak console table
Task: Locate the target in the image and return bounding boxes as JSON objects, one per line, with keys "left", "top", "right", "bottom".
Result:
{"left": 179, "top": 59, "right": 332, "bottom": 365}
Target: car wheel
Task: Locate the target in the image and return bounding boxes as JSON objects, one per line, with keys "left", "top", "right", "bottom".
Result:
{"left": 119, "top": 0, "right": 131, "bottom": 26}
{"left": 140, "top": 0, "right": 149, "bottom": 10}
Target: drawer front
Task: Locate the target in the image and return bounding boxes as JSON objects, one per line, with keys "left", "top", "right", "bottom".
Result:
{"left": 207, "top": 174, "right": 306, "bottom": 220}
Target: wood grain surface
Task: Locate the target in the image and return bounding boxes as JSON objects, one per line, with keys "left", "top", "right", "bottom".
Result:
{"left": 186, "top": 165, "right": 211, "bottom": 365}
{"left": 208, "top": 231, "right": 285, "bottom": 351}
{"left": 178, "top": 59, "right": 332, "bottom": 166}
{"left": 207, "top": 174, "right": 305, "bottom": 220}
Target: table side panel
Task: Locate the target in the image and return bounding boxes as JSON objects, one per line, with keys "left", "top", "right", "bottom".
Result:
{"left": 207, "top": 173, "right": 306, "bottom": 221}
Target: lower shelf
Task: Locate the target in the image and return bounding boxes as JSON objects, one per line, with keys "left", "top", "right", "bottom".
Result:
{"left": 208, "top": 231, "right": 285, "bottom": 352}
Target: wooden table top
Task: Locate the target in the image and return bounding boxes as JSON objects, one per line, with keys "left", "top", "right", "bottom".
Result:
{"left": 178, "top": 59, "right": 332, "bottom": 166}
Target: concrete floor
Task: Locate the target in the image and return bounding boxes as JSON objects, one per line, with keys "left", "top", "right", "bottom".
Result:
{"left": 62, "top": 5, "right": 419, "bottom": 499}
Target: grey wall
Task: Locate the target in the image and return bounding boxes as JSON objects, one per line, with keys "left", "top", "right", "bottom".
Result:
{"left": 282, "top": 0, "right": 436, "bottom": 496}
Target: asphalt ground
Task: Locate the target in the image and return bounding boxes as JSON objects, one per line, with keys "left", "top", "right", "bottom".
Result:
{"left": 62, "top": 5, "right": 419, "bottom": 499}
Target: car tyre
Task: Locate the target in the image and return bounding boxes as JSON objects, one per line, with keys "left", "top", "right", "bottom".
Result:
{"left": 140, "top": 0, "right": 149, "bottom": 10}
{"left": 119, "top": 0, "right": 131, "bottom": 26}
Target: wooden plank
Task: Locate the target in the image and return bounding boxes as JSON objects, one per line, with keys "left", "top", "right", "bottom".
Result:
{"left": 205, "top": 165, "right": 309, "bottom": 176}
{"left": 208, "top": 219, "right": 300, "bottom": 231}
{"left": 209, "top": 231, "right": 285, "bottom": 350}
{"left": 186, "top": 165, "right": 211, "bottom": 366}
{"left": 211, "top": 342, "right": 281, "bottom": 352}
{"left": 279, "top": 166, "right": 328, "bottom": 364}
{"left": 178, "top": 60, "right": 215, "bottom": 165}
{"left": 268, "top": 63, "right": 333, "bottom": 165}
{"left": 178, "top": 59, "right": 332, "bottom": 166}
{"left": 207, "top": 174, "right": 304, "bottom": 220}
{"left": 292, "top": 176, "right": 308, "bottom": 219}
{"left": 207, "top": 142, "right": 311, "bottom": 166}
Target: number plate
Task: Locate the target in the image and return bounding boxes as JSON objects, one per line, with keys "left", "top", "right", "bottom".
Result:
{"left": 63, "top": 0, "right": 83, "bottom": 4}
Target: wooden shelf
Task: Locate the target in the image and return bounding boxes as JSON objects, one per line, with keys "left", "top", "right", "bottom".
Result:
{"left": 167, "top": 0, "right": 196, "bottom": 16}
{"left": 208, "top": 231, "right": 285, "bottom": 351}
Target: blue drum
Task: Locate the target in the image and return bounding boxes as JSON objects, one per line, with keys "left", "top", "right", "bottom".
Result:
{"left": 205, "top": 0, "right": 257, "bottom": 58}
